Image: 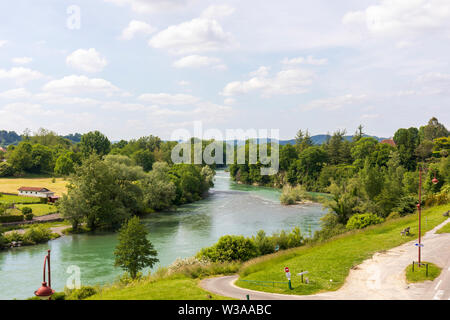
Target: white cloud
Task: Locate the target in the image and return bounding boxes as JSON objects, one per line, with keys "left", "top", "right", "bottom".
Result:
{"left": 343, "top": 0, "right": 450, "bottom": 37}
{"left": 222, "top": 67, "right": 314, "bottom": 97}
{"left": 172, "top": 55, "right": 224, "bottom": 69}
{"left": 0, "top": 40, "right": 8, "bottom": 48}
{"left": 12, "top": 57, "right": 33, "bottom": 65}
{"left": 42, "top": 75, "right": 120, "bottom": 95}
{"left": 0, "top": 67, "right": 44, "bottom": 84}
{"left": 66, "top": 48, "right": 108, "bottom": 73}
{"left": 281, "top": 56, "right": 328, "bottom": 66}
{"left": 177, "top": 80, "right": 190, "bottom": 86}
{"left": 138, "top": 93, "right": 201, "bottom": 105}
{"left": 104, "top": 0, "right": 188, "bottom": 14}
{"left": 120, "top": 20, "right": 156, "bottom": 40}
{"left": 224, "top": 98, "right": 235, "bottom": 105}
{"left": 0, "top": 88, "right": 32, "bottom": 99}
{"left": 302, "top": 94, "right": 367, "bottom": 111}
{"left": 201, "top": 4, "right": 235, "bottom": 19}
{"left": 149, "top": 18, "right": 234, "bottom": 54}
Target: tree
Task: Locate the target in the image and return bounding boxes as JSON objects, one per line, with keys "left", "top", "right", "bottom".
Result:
{"left": 420, "top": 117, "right": 448, "bottom": 141}
{"left": 393, "top": 127, "right": 419, "bottom": 170}
{"left": 352, "top": 124, "right": 365, "bottom": 142}
{"left": 54, "top": 152, "right": 75, "bottom": 176}
{"left": 114, "top": 216, "right": 159, "bottom": 279}
{"left": 294, "top": 129, "right": 313, "bottom": 152}
{"left": 132, "top": 149, "right": 155, "bottom": 172}
{"left": 351, "top": 137, "right": 378, "bottom": 168}
{"left": 8, "top": 142, "right": 33, "bottom": 172}
{"left": 279, "top": 144, "right": 298, "bottom": 171}
{"left": 79, "top": 131, "right": 111, "bottom": 157}
{"left": 139, "top": 162, "right": 176, "bottom": 211}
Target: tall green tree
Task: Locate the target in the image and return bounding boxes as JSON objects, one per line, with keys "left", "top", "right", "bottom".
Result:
{"left": 393, "top": 127, "right": 420, "bottom": 170}
{"left": 80, "top": 131, "right": 111, "bottom": 157}
{"left": 114, "top": 216, "right": 159, "bottom": 279}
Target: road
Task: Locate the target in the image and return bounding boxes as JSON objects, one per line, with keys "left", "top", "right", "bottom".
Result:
{"left": 201, "top": 218, "right": 450, "bottom": 300}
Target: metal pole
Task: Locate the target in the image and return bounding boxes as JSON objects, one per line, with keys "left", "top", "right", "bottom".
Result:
{"left": 47, "top": 250, "right": 51, "bottom": 288}
{"left": 288, "top": 280, "right": 292, "bottom": 290}
{"left": 418, "top": 168, "right": 422, "bottom": 266}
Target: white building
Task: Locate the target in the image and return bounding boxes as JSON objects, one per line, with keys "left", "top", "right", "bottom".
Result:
{"left": 18, "top": 187, "right": 55, "bottom": 198}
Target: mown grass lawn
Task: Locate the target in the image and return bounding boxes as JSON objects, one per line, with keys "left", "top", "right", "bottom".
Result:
{"left": 87, "top": 276, "right": 232, "bottom": 300}
{"left": 405, "top": 262, "right": 441, "bottom": 283}
{"left": 436, "top": 222, "right": 450, "bottom": 234}
{"left": 237, "top": 204, "right": 450, "bottom": 295}
{"left": 16, "top": 204, "right": 58, "bottom": 216}
{"left": 0, "top": 194, "right": 41, "bottom": 204}
{"left": 0, "top": 177, "right": 67, "bottom": 196}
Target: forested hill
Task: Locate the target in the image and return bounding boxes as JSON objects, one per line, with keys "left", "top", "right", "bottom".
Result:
{"left": 0, "top": 130, "right": 82, "bottom": 147}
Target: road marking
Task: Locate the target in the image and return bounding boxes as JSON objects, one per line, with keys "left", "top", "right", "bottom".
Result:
{"left": 433, "top": 290, "right": 444, "bottom": 300}
{"left": 435, "top": 280, "right": 442, "bottom": 290}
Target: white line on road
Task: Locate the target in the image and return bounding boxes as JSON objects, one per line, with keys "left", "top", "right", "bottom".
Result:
{"left": 435, "top": 280, "right": 442, "bottom": 290}
{"left": 433, "top": 290, "right": 444, "bottom": 300}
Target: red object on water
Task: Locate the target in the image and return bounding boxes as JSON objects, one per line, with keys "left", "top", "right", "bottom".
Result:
{"left": 285, "top": 267, "right": 289, "bottom": 273}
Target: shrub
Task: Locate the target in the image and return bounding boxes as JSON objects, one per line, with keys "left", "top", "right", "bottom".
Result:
{"left": 65, "top": 286, "right": 98, "bottom": 300}
{"left": 0, "top": 215, "right": 24, "bottom": 223}
{"left": 0, "top": 233, "right": 7, "bottom": 248}
{"left": 253, "top": 230, "right": 275, "bottom": 255}
{"left": 346, "top": 213, "right": 384, "bottom": 230}
{"left": 5, "top": 231, "right": 23, "bottom": 242}
{"left": 22, "top": 225, "right": 52, "bottom": 245}
{"left": 21, "top": 207, "right": 32, "bottom": 215}
{"left": 25, "top": 213, "right": 34, "bottom": 221}
{"left": 197, "top": 235, "right": 258, "bottom": 262}
{"left": 280, "top": 185, "right": 307, "bottom": 205}
{"left": 40, "top": 198, "right": 48, "bottom": 204}
{"left": 394, "top": 195, "right": 417, "bottom": 215}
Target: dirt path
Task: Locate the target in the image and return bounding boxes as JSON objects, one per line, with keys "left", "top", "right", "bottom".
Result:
{"left": 201, "top": 218, "right": 450, "bottom": 300}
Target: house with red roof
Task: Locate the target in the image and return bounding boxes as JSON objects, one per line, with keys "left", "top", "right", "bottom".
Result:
{"left": 380, "top": 139, "right": 396, "bottom": 147}
{"left": 18, "top": 187, "right": 55, "bottom": 199}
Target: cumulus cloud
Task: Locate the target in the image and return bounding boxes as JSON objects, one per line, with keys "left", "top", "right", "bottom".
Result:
{"left": 222, "top": 66, "right": 314, "bottom": 97}
{"left": 12, "top": 57, "right": 32, "bottom": 65}
{"left": 120, "top": 20, "right": 156, "bottom": 40}
{"left": 149, "top": 18, "right": 234, "bottom": 54}
{"left": 0, "top": 67, "right": 44, "bottom": 84}
{"left": 343, "top": 0, "right": 450, "bottom": 37}
{"left": 0, "top": 88, "right": 32, "bottom": 99}
{"left": 172, "top": 55, "right": 225, "bottom": 69}
{"left": 66, "top": 48, "right": 108, "bottom": 73}
{"left": 302, "top": 94, "right": 367, "bottom": 111}
{"left": 201, "top": 4, "right": 235, "bottom": 19}
{"left": 281, "top": 56, "right": 328, "bottom": 66}
{"left": 42, "top": 75, "right": 120, "bottom": 95}
{"left": 138, "top": 93, "right": 201, "bottom": 105}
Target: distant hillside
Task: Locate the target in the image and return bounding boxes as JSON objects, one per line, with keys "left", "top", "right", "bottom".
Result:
{"left": 224, "top": 134, "right": 387, "bottom": 146}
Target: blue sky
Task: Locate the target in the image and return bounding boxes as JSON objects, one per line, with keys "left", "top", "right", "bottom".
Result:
{"left": 0, "top": 0, "right": 449, "bottom": 140}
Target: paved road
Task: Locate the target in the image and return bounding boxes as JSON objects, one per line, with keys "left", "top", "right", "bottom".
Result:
{"left": 201, "top": 218, "right": 450, "bottom": 300}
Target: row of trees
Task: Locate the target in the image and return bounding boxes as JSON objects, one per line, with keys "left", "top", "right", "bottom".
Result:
{"left": 229, "top": 117, "right": 450, "bottom": 240}
{"left": 60, "top": 154, "right": 215, "bottom": 231}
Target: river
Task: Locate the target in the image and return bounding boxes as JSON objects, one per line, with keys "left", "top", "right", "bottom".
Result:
{"left": 0, "top": 171, "right": 327, "bottom": 300}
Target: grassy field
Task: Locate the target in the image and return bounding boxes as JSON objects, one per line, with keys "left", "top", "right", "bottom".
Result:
{"left": 88, "top": 276, "right": 232, "bottom": 300}
{"left": 0, "top": 177, "right": 68, "bottom": 196}
{"left": 436, "top": 222, "right": 450, "bottom": 234}
{"left": 16, "top": 203, "right": 58, "bottom": 216}
{"left": 0, "top": 194, "right": 41, "bottom": 204}
{"left": 405, "top": 262, "right": 441, "bottom": 283}
{"left": 236, "top": 204, "right": 450, "bottom": 295}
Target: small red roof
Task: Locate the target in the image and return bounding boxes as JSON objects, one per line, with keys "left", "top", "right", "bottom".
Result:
{"left": 19, "top": 187, "right": 52, "bottom": 192}
{"left": 381, "top": 139, "right": 396, "bottom": 147}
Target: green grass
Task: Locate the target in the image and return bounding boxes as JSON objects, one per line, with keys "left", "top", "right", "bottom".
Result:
{"left": 0, "top": 194, "right": 41, "bottom": 204}
{"left": 16, "top": 203, "right": 58, "bottom": 216}
{"left": 236, "top": 204, "right": 450, "bottom": 295}
{"left": 436, "top": 221, "right": 450, "bottom": 234}
{"left": 405, "top": 262, "right": 442, "bottom": 283}
{"left": 87, "top": 275, "right": 232, "bottom": 300}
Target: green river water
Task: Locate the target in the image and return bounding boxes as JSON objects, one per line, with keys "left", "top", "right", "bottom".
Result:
{"left": 0, "top": 171, "right": 326, "bottom": 300}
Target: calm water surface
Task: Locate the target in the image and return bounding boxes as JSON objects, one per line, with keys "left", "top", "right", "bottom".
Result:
{"left": 0, "top": 171, "right": 326, "bottom": 299}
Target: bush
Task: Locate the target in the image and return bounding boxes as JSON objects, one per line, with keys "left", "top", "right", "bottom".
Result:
{"left": 346, "top": 213, "right": 384, "bottom": 230}
{"left": 394, "top": 195, "right": 417, "bottom": 215}
{"left": 197, "top": 235, "right": 258, "bottom": 262}
{"left": 0, "top": 215, "right": 24, "bottom": 223}
{"left": 65, "top": 286, "right": 98, "bottom": 300}
{"left": 253, "top": 230, "right": 275, "bottom": 255}
{"left": 271, "top": 227, "right": 304, "bottom": 250}
{"left": 25, "top": 213, "right": 34, "bottom": 221}
{"left": 280, "top": 185, "right": 307, "bottom": 205}
{"left": 167, "top": 257, "right": 239, "bottom": 279}
{"left": 0, "top": 233, "right": 7, "bottom": 248}
{"left": 5, "top": 231, "right": 23, "bottom": 242}
{"left": 21, "top": 207, "right": 32, "bottom": 215}
{"left": 22, "top": 225, "right": 52, "bottom": 245}
{"left": 40, "top": 198, "right": 48, "bottom": 204}
{"left": 387, "top": 211, "right": 401, "bottom": 220}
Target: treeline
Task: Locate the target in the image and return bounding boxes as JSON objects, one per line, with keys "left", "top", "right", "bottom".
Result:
{"left": 0, "top": 128, "right": 216, "bottom": 231}
{"left": 230, "top": 117, "right": 450, "bottom": 240}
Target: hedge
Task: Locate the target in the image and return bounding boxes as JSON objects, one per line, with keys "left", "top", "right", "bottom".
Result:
{"left": 0, "top": 215, "right": 24, "bottom": 223}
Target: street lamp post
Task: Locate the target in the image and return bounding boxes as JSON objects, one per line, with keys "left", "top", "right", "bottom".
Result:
{"left": 416, "top": 167, "right": 439, "bottom": 266}
{"left": 34, "top": 249, "right": 55, "bottom": 300}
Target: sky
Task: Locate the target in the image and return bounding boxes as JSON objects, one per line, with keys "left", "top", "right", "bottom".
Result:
{"left": 0, "top": 0, "right": 449, "bottom": 140}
